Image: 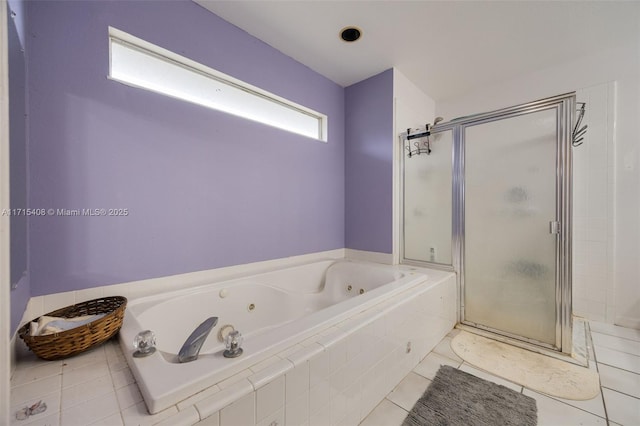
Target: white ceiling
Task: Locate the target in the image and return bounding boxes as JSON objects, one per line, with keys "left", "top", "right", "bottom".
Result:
{"left": 195, "top": 1, "right": 640, "bottom": 101}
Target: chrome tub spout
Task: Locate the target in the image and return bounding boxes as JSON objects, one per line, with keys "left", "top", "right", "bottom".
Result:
{"left": 178, "top": 316, "right": 218, "bottom": 363}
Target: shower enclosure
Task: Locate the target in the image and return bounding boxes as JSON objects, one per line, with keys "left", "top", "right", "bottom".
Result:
{"left": 400, "top": 93, "right": 574, "bottom": 354}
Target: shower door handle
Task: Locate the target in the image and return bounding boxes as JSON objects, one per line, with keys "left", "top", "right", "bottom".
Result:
{"left": 549, "top": 221, "right": 560, "bottom": 234}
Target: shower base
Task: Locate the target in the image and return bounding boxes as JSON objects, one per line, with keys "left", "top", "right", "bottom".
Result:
{"left": 456, "top": 317, "right": 591, "bottom": 368}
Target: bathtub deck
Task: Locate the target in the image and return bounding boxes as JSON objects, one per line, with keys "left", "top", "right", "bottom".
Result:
{"left": 10, "top": 321, "right": 638, "bottom": 426}
{"left": 119, "top": 262, "right": 455, "bottom": 415}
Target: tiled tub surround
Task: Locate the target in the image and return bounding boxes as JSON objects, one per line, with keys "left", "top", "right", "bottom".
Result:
{"left": 120, "top": 261, "right": 455, "bottom": 418}
{"left": 121, "top": 259, "right": 442, "bottom": 414}
{"left": 11, "top": 261, "right": 456, "bottom": 425}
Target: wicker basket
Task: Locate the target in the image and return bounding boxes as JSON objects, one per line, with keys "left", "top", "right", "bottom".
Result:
{"left": 18, "top": 296, "right": 127, "bottom": 360}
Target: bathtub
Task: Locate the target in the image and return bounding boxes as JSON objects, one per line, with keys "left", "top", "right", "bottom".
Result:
{"left": 120, "top": 259, "right": 455, "bottom": 417}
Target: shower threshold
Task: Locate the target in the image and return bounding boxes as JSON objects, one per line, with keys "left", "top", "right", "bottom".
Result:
{"left": 456, "top": 317, "right": 591, "bottom": 368}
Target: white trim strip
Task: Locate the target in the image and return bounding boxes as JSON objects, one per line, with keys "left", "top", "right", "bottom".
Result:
{"left": 345, "top": 249, "right": 394, "bottom": 265}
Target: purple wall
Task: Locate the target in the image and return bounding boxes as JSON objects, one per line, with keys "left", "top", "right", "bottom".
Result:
{"left": 344, "top": 69, "right": 394, "bottom": 253}
{"left": 26, "top": 0, "right": 345, "bottom": 297}
{"left": 8, "top": 0, "right": 31, "bottom": 332}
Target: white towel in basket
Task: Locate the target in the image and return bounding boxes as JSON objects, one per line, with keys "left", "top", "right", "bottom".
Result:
{"left": 29, "top": 314, "right": 106, "bottom": 336}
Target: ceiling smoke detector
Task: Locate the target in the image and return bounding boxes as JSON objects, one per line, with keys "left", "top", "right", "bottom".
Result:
{"left": 340, "top": 26, "right": 362, "bottom": 42}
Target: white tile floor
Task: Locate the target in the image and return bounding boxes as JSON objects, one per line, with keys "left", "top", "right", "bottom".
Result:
{"left": 9, "top": 321, "right": 640, "bottom": 426}
{"left": 361, "top": 322, "right": 640, "bottom": 426}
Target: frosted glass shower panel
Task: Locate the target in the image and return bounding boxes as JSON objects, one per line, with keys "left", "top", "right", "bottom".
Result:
{"left": 403, "top": 130, "right": 453, "bottom": 264}
{"left": 464, "top": 109, "right": 558, "bottom": 345}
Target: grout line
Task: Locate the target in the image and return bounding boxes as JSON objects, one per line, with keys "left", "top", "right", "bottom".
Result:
{"left": 589, "top": 324, "right": 640, "bottom": 344}
{"left": 588, "top": 321, "right": 611, "bottom": 425}
{"left": 105, "top": 340, "right": 134, "bottom": 425}
{"left": 601, "top": 386, "right": 640, "bottom": 400}
{"left": 384, "top": 397, "right": 409, "bottom": 416}
{"left": 600, "top": 383, "right": 611, "bottom": 426}
{"left": 598, "top": 360, "right": 640, "bottom": 374}
{"left": 593, "top": 343, "right": 640, "bottom": 358}
{"left": 598, "top": 360, "right": 640, "bottom": 377}
{"left": 524, "top": 386, "right": 609, "bottom": 422}
{"left": 55, "top": 384, "right": 63, "bottom": 425}
{"left": 596, "top": 360, "right": 640, "bottom": 376}
{"left": 591, "top": 330, "right": 640, "bottom": 345}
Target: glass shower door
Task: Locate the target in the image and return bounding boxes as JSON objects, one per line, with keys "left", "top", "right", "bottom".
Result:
{"left": 463, "top": 108, "right": 559, "bottom": 346}
{"left": 403, "top": 130, "right": 453, "bottom": 265}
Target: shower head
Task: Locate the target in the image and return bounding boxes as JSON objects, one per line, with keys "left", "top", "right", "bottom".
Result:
{"left": 433, "top": 117, "right": 444, "bottom": 126}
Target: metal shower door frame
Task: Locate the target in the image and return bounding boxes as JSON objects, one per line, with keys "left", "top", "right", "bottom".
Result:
{"left": 399, "top": 93, "right": 574, "bottom": 354}
{"left": 399, "top": 124, "right": 457, "bottom": 271}
{"left": 455, "top": 93, "right": 574, "bottom": 354}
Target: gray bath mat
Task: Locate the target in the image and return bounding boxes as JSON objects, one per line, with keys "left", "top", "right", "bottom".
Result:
{"left": 403, "top": 365, "right": 537, "bottom": 426}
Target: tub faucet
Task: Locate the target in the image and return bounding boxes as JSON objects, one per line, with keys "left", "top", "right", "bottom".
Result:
{"left": 178, "top": 316, "right": 218, "bottom": 363}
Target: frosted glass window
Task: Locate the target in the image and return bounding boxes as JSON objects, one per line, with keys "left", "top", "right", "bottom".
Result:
{"left": 403, "top": 130, "right": 453, "bottom": 265}
{"left": 109, "top": 29, "right": 326, "bottom": 141}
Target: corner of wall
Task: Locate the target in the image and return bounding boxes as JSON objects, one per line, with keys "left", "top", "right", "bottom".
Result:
{"left": 344, "top": 69, "right": 394, "bottom": 254}
{"left": 7, "top": 0, "right": 30, "bottom": 337}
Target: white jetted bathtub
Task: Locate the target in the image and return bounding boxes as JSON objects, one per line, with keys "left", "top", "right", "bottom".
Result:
{"left": 120, "top": 259, "right": 456, "bottom": 417}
